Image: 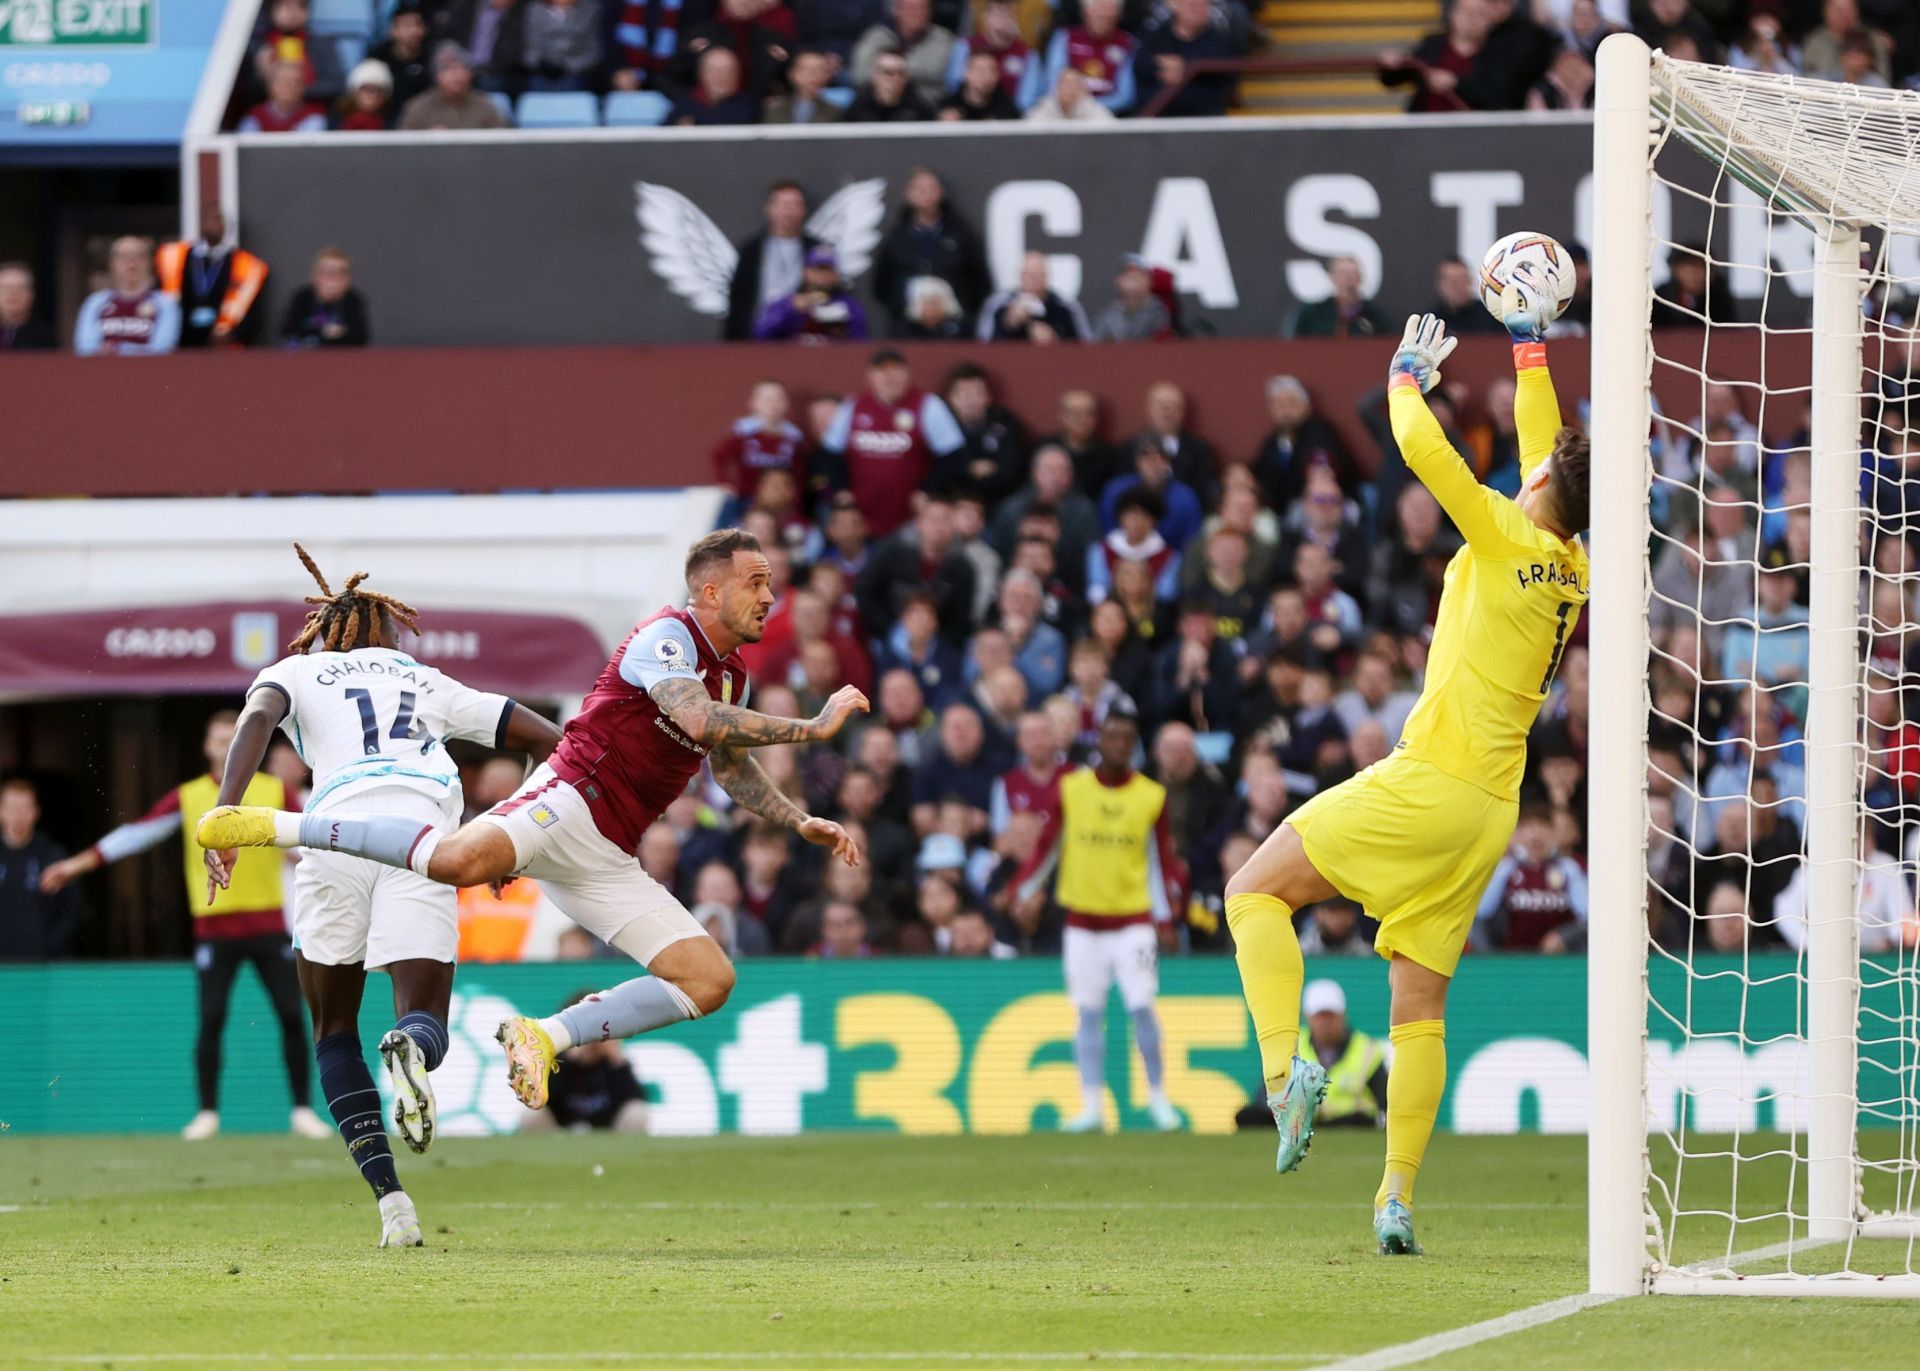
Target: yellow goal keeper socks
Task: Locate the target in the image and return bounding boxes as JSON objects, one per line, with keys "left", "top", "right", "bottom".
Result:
{"left": 1376, "top": 1019, "right": 1446, "bottom": 1209}
{"left": 1226, "top": 893, "right": 1304, "bottom": 1094}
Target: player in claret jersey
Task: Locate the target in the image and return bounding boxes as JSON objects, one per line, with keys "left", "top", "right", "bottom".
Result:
{"left": 1223, "top": 285, "right": 1590, "bottom": 1257}
{"left": 199, "top": 529, "right": 867, "bottom": 1116}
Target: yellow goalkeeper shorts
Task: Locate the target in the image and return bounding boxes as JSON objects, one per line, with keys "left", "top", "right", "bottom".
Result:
{"left": 1284, "top": 753, "right": 1517, "bottom": 978}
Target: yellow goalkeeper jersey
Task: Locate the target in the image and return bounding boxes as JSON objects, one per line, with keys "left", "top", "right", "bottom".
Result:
{"left": 1387, "top": 345, "right": 1589, "bottom": 800}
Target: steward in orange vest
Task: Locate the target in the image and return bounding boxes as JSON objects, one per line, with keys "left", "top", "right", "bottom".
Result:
{"left": 155, "top": 204, "right": 268, "bottom": 348}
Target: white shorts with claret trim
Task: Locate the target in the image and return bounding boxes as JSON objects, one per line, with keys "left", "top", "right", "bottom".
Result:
{"left": 294, "top": 786, "right": 461, "bottom": 969}
{"left": 473, "top": 764, "right": 704, "bottom": 965}
{"left": 1063, "top": 922, "right": 1160, "bottom": 1013}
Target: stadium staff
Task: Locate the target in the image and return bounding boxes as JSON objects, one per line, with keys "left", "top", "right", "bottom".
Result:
{"left": 41, "top": 710, "right": 329, "bottom": 1141}
{"left": 1236, "top": 979, "right": 1387, "bottom": 1130}
{"left": 155, "top": 204, "right": 269, "bottom": 349}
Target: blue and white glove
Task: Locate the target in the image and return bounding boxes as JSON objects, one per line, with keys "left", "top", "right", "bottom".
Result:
{"left": 1389, "top": 313, "right": 1458, "bottom": 395}
{"left": 1499, "top": 264, "right": 1554, "bottom": 343}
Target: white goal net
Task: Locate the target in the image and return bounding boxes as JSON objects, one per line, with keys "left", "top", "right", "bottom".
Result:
{"left": 1589, "top": 35, "right": 1920, "bottom": 1297}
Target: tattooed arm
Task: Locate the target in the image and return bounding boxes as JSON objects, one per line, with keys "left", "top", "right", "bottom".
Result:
{"left": 709, "top": 744, "right": 862, "bottom": 867}
{"left": 649, "top": 678, "right": 870, "bottom": 748}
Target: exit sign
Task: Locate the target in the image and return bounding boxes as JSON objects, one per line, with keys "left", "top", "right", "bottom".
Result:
{"left": 0, "top": 1, "right": 155, "bottom": 47}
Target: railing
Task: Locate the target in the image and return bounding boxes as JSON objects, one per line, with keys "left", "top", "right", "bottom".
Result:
{"left": 1137, "top": 54, "right": 1469, "bottom": 120}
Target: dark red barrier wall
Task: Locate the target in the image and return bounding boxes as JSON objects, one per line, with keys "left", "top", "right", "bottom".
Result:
{"left": 5, "top": 332, "right": 1803, "bottom": 498}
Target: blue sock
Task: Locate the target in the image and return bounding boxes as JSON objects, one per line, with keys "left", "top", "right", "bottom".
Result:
{"left": 1075, "top": 1007, "right": 1105, "bottom": 1112}
{"left": 315, "top": 1032, "right": 401, "bottom": 1199}
{"left": 299, "top": 812, "right": 436, "bottom": 873}
{"left": 1131, "top": 1006, "right": 1166, "bottom": 1093}
{"left": 394, "top": 1012, "right": 448, "bottom": 1070}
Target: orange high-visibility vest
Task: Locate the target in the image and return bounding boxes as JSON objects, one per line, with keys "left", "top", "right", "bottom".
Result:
{"left": 155, "top": 241, "right": 268, "bottom": 342}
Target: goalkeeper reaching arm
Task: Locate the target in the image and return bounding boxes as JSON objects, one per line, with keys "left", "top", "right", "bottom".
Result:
{"left": 1220, "top": 273, "right": 1590, "bottom": 1257}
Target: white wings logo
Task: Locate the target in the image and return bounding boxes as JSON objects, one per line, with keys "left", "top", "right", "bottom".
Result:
{"left": 635, "top": 178, "right": 887, "bottom": 317}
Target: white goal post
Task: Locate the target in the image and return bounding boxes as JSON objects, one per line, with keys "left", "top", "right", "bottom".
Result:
{"left": 1589, "top": 33, "right": 1920, "bottom": 1298}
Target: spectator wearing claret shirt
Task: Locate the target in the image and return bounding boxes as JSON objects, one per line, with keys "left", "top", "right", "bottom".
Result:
{"left": 252, "top": 0, "right": 346, "bottom": 104}
{"left": 1089, "top": 486, "right": 1184, "bottom": 604}
{"left": 1474, "top": 806, "right": 1588, "bottom": 951}
{"left": 939, "top": 50, "right": 1021, "bottom": 119}
{"left": 279, "top": 247, "right": 370, "bottom": 348}
{"left": 1042, "top": 0, "right": 1137, "bottom": 114}
{"left": 0, "top": 262, "right": 54, "bottom": 351}
{"left": 978, "top": 252, "right": 1091, "bottom": 344}
{"left": 1025, "top": 65, "right": 1116, "bottom": 122}
{"left": 1380, "top": 0, "right": 1496, "bottom": 112}
{"left": 946, "top": 0, "right": 1036, "bottom": 103}
{"left": 851, "top": 0, "right": 954, "bottom": 108}
{"left": 241, "top": 61, "right": 328, "bottom": 133}
{"left": 1291, "top": 540, "right": 1364, "bottom": 663}
{"left": 74, "top": 237, "right": 180, "bottom": 357}
{"left": 874, "top": 169, "right": 989, "bottom": 336}
{"left": 1288, "top": 255, "right": 1387, "bottom": 339}
{"left": 992, "top": 710, "right": 1068, "bottom": 836}
{"left": 820, "top": 348, "right": 964, "bottom": 537}
{"left": 1134, "top": 0, "right": 1245, "bottom": 118}
{"left": 713, "top": 380, "right": 806, "bottom": 511}
{"left": 670, "top": 0, "right": 798, "bottom": 98}
{"left": 753, "top": 246, "right": 868, "bottom": 338}
{"left": 1100, "top": 439, "right": 1204, "bottom": 552}
{"left": 332, "top": 59, "right": 396, "bottom": 129}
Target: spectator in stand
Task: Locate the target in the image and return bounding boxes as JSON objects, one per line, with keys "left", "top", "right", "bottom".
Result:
{"left": 1833, "top": 29, "right": 1890, "bottom": 87}
{"left": 1292, "top": 540, "right": 1365, "bottom": 661}
{"left": 821, "top": 348, "right": 964, "bottom": 537}
{"left": 1802, "top": 0, "right": 1893, "bottom": 84}
{"left": 1474, "top": 0, "right": 1555, "bottom": 104}
{"left": 1026, "top": 65, "right": 1116, "bottom": 122}
{"left": 1250, "top": 376, "right": 1357, "bottom": 514}
{"left": 1092, "top": 255, "right": 1172, "bottom": 343}
{"left": 912, "top": 702, "right": 999, "bottom": 836}
{"left": 978, "top": 252, "right": 1091, "bottom": 343}
{"left": 371, "top": 4, "right": 438, "bottom": 110}
{"left": 1428, "top": 256, "right": 1500, "bottom": 337}
{"left": 940, "top": 49, "right": 1022, "bottom": 119}
{"left": 1778, "top": 820, "right": 1908, "bottom": 956}
{"left": 1184, "top": 476, "right": 1280, "bottom": 596}
{"left": 1288, "top": 255, "right": 1386, "bottom": 340}
{"left": 1381, "top": 0, "right": 1495, "bottom": 113}
{"left": 814, "top": 899, "right": 875, "bottom": 958}
{"left": 155, "top": 205, "right": 268, "bottom": 350}
{"left": 0, "top": 262, "right": 54, "bottom": 350}
{"left": 438, "top": 0, "right": 530, "bottom": 94}
{"left": 1042, "top": 0, "right": 1137, "bottom": 115}
{"left": 1156, "top": 601, "right": 1241, "bottom": 737}
{"left": 996, "top": 569, "right": 1069, "bottom": 698}
{"left": 851, "top": 0, "right": 954, "bottom": 107}
{"left": 1526, "top": 45, "right": 1594, "bottom": 109}
{"left": 753, "top": 245, "right": 868, "bottom": 339}
{"left": 763, "top": 48, "right": 843, "bottom": 122}
{"left": 1333, "top": 648, "right": 1417, "bottom": 746}
{"left": 399, "top": 44, "right": 511, "bottom": 128}
{"left": 280, "top": 247, "right": 371, "bottom": 348}
{"left": 986, "top": 444, "right": 1103, "bottom": 579}
{"left": 1149, "top": 720, "right": 1228, "bottom": 860}
{"left": 1551, "top": 0, "right": 1619, "bottom": 62}
{"left": 1132, "top": 381, "right": 1217, "bottom": 504}
{"left": 1728, "top": 13, "right": 1800, "bottom": 76}
{"left": 74, "top": 237, "right": 180, "bottom": 357}
{"left": 726, "top": 182, "right": 820, "bottom": 342}
{"left": 670, "top": 0, "right": 799, "bottom": 100}
{"left": 992, "top": 710, "right": 1068, "bottom": 835}
{"left": 901, "top": 275, "right": 968, "bottom": 339}
{"left": 1652, "top": 240, "right": 1732, "bottom": 327}
{"left": 333, "top": 59, "right": 397, "bottom": 129}
{"left": 1134, "top": 0, "right": 1244, "bottom": 118}
{"left": 858, "top": 492, "right": 978, "bottom": 642}
{"left": 1294, "top": 900, "right": 1375, "bottom": 957}
{"left": 252, "top": 0, "right": 346, "bottom": 104}
{"left": 1187, "top": 525, "right": 1260, "bottom": 649}
{"left": 949, "top": 0, "right": 1036, "bottom": 100}
{"left": 930, "top": 362, "right": 1028, "bottom": 503}
{"left": 874, "top": 168, "right": 989, "bottom": 335}
{"left": 607, "top": 0, "right": 693, "bottom": 90}
{"left": 241, "top": 60, "right": 328, "bottom": 133}
{"left": 882, "top": 590, "right": 965, "bottom": 708}
{"left": 713, "top": 380, "right": 806, "bottom": 509}
{"left": 1367, "top": 483, "right": 1455, "bottom": 634}
{"left": 793, "top": 0, "right": 886, "bottom": 63}
{"left": 674, "top": 45, "right": 761, "bottom": 122}
{"left": 0, "top": 779, "right": 84, "bottom": 960}
{"left": 521, "top": 0, "right": 604, "bottom": 91}
{"left": 1101, "top": 440, "right": 1204, "bottom": 553}
{"left": 1042, "top": 389, "right": 1122, "bottom": 499}
{"left": 1633, "top": 0, "right": 1722, "bottom": 64}
{"left": 1064, "top": 637, "right": 1137, "bottom": 750}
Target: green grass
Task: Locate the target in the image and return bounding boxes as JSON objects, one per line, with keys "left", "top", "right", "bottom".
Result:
{"left": 1, "top": 1130, "right": 1917, "bottom": 1369}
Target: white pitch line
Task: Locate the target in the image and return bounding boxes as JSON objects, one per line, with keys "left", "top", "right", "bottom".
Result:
{"left": 1309, "top": 1292, "right": 1624, "bottom": 1371}
{"left": 438, "top": 1200, "right": 1573, "bottom": 1214}
{"left": 32, "top": 1353, "right": 1334, "bottom": 1366}
{"left": 0, "top": 1204, "right": 19, "bottom": 1213}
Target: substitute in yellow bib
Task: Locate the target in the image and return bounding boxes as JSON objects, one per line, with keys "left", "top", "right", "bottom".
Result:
{"left": 1221, "top": 294, "right": 1590, "bottom": 1258}
{"left": 39, "top": 710, "right": 326, "bottom": 1142}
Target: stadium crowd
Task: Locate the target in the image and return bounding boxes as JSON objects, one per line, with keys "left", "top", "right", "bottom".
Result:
{"left": 221, "top": 0, "right": 1920, "bottom": 133}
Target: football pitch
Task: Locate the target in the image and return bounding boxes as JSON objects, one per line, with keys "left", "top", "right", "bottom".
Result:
{"left": 4, "top": 1131, "right": 1916, "bottom": 1370}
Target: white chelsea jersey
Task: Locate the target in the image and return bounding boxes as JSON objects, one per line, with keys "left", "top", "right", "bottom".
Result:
{"left": 250, "top": 649, "right": 513, "bottom": 812}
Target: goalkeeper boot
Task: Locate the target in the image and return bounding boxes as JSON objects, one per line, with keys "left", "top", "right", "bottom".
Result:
{"left": 380, "top": 1029, "right": 437, "bottom": 1155}
{"left": 378, "top": 1191, "right": 424, "bottom": 1249}
{"left": 1269, "top": 1055, "right": 1328, "bottom": 1174}
{"left": 195, "top": 805, "right": 281, "bottom": 851}
{"left": 495, "top": 1017, "right": 559, "bottom": 1111}
{"left": 1374, "top": 1197, "right": 1424, "bottom": 1257}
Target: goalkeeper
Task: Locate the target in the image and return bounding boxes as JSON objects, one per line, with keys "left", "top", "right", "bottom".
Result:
{"left": 1226, "top": 280, "right": 1590, "bottom": 1256}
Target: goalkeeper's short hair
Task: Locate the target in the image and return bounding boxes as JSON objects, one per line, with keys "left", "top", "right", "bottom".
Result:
{"left": 1550, "top": 427, "right": 1590, "bottom": 535}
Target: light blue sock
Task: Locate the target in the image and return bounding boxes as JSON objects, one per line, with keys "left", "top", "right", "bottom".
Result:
{"left": 543, "top": 977, "right": 698, "bottom": 1050}
{"left": 299, "top": 812, "right": 438, "bottom": 875}
{"left": 1132, "top": 1006, "right": 1166, "bottom": 1093}
{"left": 394, "top": 1012, "right": 448, "bottom": 1070}
{"left": 1075, "top": 1007, "right": 1105, "bottom": 1113}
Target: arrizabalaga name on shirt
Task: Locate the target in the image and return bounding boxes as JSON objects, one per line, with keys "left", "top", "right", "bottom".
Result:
{"left": 1512, "top": 561, "right": 1588, "bottom": 596}
{"left": 311, "top": 658, "right": 441, "bottom": 690}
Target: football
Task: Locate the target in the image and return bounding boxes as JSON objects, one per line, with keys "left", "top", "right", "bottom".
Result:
{"left": 1479, "top": 231, "right": 1577, "bottom": 324}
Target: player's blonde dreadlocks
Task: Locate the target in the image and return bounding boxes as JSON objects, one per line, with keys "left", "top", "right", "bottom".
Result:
{"left": 287, "top": 543, "right": 421, "bottom": 654}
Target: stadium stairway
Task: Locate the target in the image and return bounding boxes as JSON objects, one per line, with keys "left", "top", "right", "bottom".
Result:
{"left": 1239, "top": 0, "right": 1438, "bottom": 117}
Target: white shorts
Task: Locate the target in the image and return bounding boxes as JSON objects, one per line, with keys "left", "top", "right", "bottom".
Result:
{"left": 294, "top": 786, "right": 461, "bottom": 970}
{"left": 1063, "top": 922, "right": 1160, "bottom": 1013}
{"left": 473, "top": 764, "right": 704, "bottom": 965}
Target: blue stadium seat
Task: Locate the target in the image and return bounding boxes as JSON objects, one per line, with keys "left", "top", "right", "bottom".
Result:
{"left": 487, "top": 91, "right": 515, "bottom": 125}
{"left": 603, "top": 90, "right": 674, "bottom": 127}
{"left": 310, "top": 0, "right": 375, "bottom": 39}
{"left": 819, "top": 87, "right": 855, "bottom": 110}
{"left": 333, "top": 35, "right": 368, "bottom": 75}
{"left": 516, "top": 91, "right": 600, "bottom": 129}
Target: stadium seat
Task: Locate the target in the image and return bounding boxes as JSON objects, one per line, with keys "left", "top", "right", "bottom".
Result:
{"left": 819, "top": 87, "right": 855, "bottom": 110}
{"left": 333, "top": 35, "right": 368, "bottom": 75}
{"left": 486, "top": 91, "right": 515, "bottom": 125}
{"left": 603, "top": 90, "right": 674, "bottom": 127}
{"left": 516, "top": 92, "right": 600, "bottom": 129}
{"left": 309, "top": 0, "right": 375, "bottom": 38}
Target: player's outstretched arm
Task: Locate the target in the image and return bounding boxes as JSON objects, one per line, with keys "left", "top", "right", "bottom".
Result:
{"left": 708, "top": 744, "right": 860, "bottom": 867}
{"left": 1387, "top": 314, "right": 1519, "bottom": 553}
{"left": 1500, "top": 264, "right": 1564, "bottom": 478}
{"left": 650, "top": 678, "right": 869, "bottom": 748}
{"left": 203, "top": 687, "right": 291, "bottom": 900}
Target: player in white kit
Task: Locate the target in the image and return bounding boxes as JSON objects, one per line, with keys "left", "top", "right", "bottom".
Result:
{"left": 204, "top": 547, "right": 561, "bottom": 1248}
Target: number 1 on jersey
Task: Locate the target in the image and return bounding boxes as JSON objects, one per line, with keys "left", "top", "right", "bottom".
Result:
{"left": 345, "top": 688, "right": 417, "bottom": 756}
{"left": 1539, "top": 602, "right": 1573, "bottom": 694}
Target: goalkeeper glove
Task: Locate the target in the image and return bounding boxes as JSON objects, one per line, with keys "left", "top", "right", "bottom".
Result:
{"left": 1499, "top": 263, "right": 1555, "bottom": 343}
{"left": 1388, "top": 313, "right": 1457, "bottom": 395}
